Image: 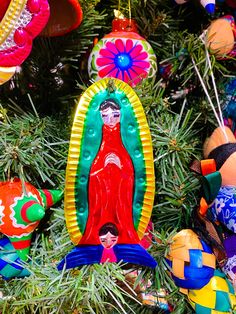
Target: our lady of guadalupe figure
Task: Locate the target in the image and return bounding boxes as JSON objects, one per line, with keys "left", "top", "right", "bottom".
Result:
{"left": 58, "top": 79, "right": 157, "bottom": 270}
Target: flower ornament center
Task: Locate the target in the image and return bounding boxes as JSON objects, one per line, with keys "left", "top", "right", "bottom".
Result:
{"left": 93, "top": 38, "right": 155, "bottom": 86}
{"left": 115, "top": 53, "right": 132, "bottom": 70}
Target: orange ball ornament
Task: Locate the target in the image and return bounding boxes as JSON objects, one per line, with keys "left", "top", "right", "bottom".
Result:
{"left": 206, "top": 15, "right": 236, "bottom": 59}
{"left": 40, "top": 0, "right": 83, "bottom": 36}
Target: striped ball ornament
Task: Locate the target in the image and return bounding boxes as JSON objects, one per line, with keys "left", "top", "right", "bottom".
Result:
{"left": 165, "top": 229, "right": 216, "bottom": 289}
{"left": 188, "top": 270, "right": 236, "bottom": 314}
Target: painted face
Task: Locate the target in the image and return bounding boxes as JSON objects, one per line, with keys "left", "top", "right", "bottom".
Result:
{"left": 99, "top": 232, "right": 118, "bottom": 249}
{"left": 101, "top": 107, "right": 120, "bottom": 128}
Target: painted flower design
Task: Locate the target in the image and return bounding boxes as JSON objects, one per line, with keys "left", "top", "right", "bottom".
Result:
{"left": 210, "top": 187, "right": 236, "bottom": 232}
{"left": 96, "top": 39, "right": 150, "bottom": 86}
{"left": 214, "top": 197, "right": 226, "bottom": 214}
{"left": 227, "top": 219, "right": 236, "bottom": 233}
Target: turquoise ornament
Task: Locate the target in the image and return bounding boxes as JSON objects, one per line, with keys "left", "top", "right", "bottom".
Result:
{"left": 0, "top": 236, "right": 30, "bottom": 280}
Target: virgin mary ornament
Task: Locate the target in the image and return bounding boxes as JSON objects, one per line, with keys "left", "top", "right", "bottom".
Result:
{"left": 58, "top": 78, "right": 157, "bottom": 270}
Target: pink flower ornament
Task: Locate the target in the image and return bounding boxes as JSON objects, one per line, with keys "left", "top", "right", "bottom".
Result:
{"left": 88, "top": 20, "right": 157, "bottom": 87}
{"left": 96, "top": 39, "right": 150, "bottom": 86}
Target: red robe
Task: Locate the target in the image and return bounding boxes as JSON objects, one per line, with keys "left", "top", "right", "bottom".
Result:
{"left": 79, "top": 123, "right": 140, "bottom": 245}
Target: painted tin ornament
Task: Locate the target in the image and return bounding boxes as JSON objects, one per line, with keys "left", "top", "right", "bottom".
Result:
{"left": 0, "top": 0, "right": 50, "bottom": 84}
{"left": 187, "top": 270, "right": 236, "bottom": 314}
{"left": 88, "top": 18, "right": 157, "bottom": 87}
{"left": 0, "top": 178, "right": 63, "bottom": 262}
{"left": 40, "top": 0, "right": 83, "bottom": 37}
{"left": 58, "top": 78, "right": 157, "bottom": 270}
{"left": 202, "top": 127, "right": 236, "bottom": 233}
{"left": 165, "top": 229, "right": 216, "bottom": 289}
{"left": 206, "top": 15, "right": 236, "bottom": 59}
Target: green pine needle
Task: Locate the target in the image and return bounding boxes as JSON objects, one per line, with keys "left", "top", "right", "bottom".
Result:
{"left": 0, "top": 101, "right": 68, "bottom": 187}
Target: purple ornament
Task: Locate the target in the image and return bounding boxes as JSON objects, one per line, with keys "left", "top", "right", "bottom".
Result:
{"left": 223, "top": 234, "right": 236, "bottom": 287}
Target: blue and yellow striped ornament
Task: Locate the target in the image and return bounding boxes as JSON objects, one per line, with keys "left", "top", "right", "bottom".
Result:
{"left": 188, "top": 270, "right": 236, "bottom": 314}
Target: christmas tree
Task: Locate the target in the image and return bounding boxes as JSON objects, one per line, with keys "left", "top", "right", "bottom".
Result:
{"left": 0, "top": 0, "right": 235, "bottom": 313}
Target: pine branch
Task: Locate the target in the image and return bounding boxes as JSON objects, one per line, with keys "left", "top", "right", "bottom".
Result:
{"left": 0, "top": 1, "right": 234, "bottom": 313}
{"left": 0, "top": 101, "right": 68, "bottom": 187}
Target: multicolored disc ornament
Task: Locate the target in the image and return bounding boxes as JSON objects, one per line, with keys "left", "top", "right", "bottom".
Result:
{"left": 58, "top": 78, "right": 157, "bottom": 270}
{"left": 88, "top": 18, "right": 157, "bottom": 87}
{"left": 165, "top": 229, "right": 216, "bottom": 289}
{"left": 188, "top": 270, "right": 236, "bottom": 314}
{"left": 0, "top": 0, "right": 50, "bottom": 84}
{"left": 40, "top": 0, "right": 83, "bottom": 37}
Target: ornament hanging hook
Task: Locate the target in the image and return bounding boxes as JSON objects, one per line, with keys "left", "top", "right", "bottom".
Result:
{"left": 128, "top": 0, "right": 132, "bottom": 20}
{"left": 200, "top": 33, "right": 227, "bottom": 141}
{"left": 115, "top": 0, "right": 125, "bottom": 19}
{"left": 191, "top": 34, "right": 229, "bottom": 144}
{"left": 192, "top": 57, "right": 228, "bottom": 143}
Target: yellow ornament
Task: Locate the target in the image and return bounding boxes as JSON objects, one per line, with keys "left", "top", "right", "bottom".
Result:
{"left": 188, "top": 270, "right": 236, "bottom": 314}
{"left": 0, "top": 66, "right": 16, "bottom": 85}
